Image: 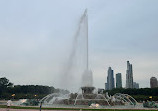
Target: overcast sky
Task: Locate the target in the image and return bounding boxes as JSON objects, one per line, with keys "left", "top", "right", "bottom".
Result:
{"left": 0, "top": 0, "right": 158, "bottom": 92}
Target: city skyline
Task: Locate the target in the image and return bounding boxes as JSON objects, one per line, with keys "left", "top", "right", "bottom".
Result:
{"left": 105, "top": 61, "right": 140, "bottom": 90}
{"left": 0, "top": 0, "right": 158, "bottom": 91}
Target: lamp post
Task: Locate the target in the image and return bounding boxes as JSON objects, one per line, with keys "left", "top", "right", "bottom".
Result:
{"left": 34, "top": 94, "right": 37, "bottom": 100}
{"left": 11, "top": 94, "right": 15, "bottom": 100}
{"left": 39, "top": 101, "right": 42, "bottom": 111}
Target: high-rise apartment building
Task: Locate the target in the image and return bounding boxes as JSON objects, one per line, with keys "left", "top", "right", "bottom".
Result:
{"left": 126, "top": 61, "right": 133, "bottom": 88}
{"left": 116, "top": 73, "right": 122, "bottom": 88}
{"left": 150, "top": 77, "right": 158, "bottom": 88}
{"left": 105, "top": 67, "right": 115, "bottom": 90}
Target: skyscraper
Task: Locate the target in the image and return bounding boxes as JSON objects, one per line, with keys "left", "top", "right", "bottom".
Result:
{"left": 105, "top": 67, "right": 115, "bottom": 90}
{"left": 116, "top": 73, "right": 122, "bottom": 88}
{"left": 150, "top": 77, "right": 158, "bottom": 88}
{"left": 126, "top": 61, "right": 133, "bottom": 88}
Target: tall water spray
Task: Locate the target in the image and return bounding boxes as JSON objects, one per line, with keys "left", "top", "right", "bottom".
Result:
{"left": 82, "top": 9, "right": 88, "bottom": 70}
{"left": 81, "top": 9, "right": 93, "bottom": 87}
{"left": 60, "top": 9, "right": 93, "bottom": 90}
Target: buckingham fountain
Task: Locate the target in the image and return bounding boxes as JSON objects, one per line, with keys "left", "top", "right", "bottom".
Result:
{"left": 39, "top": 10, "right": 138, "bottom": 108}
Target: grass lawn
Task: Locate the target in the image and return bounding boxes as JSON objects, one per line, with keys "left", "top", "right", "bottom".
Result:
{"left": 0, "top": 105, "right": 157, "bottom": 111}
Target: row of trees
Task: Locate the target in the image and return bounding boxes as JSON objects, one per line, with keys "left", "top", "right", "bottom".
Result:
{"left": 1, "top": 77, "right": 158, "bottom": 101}
{"left": 105, "top": 88, "right": 158, "bottom": 101}
{"left": 0, "top": 77, "right": 69, "bottom": 100}
{"left": 105, "top": 88, "right": 158, "bottom": 96}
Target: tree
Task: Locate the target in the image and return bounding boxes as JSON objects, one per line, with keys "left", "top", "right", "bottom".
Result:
{"left": 0, "top": 77, "right": 13, "bottom": 88}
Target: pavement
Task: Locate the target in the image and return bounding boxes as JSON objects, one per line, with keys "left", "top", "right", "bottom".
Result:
{"left": 0, "top": 108, "right": 78, "bottom": 111}
{"left": 0, "top": 109, "right": 39, "bottom": 111}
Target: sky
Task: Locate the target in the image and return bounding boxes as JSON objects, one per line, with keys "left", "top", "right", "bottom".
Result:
{"left": 0, "top": 0, "right": 158, "bottom": 92}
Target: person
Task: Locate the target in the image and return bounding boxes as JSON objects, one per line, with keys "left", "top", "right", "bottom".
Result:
{"left": 7, "top": 100, "right": 12, "bottom": 110}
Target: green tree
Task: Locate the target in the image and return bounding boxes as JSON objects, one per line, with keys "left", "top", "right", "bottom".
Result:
{"left": 0, "top": 77, "right": 13, "bottom": 88}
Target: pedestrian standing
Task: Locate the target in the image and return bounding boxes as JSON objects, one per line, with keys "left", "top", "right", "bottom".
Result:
{"left": 7, "top": 100, "right": 12, "bottom": 111}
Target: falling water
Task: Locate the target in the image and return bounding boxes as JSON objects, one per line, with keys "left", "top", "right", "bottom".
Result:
{"left": 60, "top": 9, "right": 93, "bottom": 90}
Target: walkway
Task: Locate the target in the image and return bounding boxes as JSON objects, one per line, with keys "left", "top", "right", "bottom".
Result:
{"left": 0, "top": 108, "right": 77, "bottom": 111}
